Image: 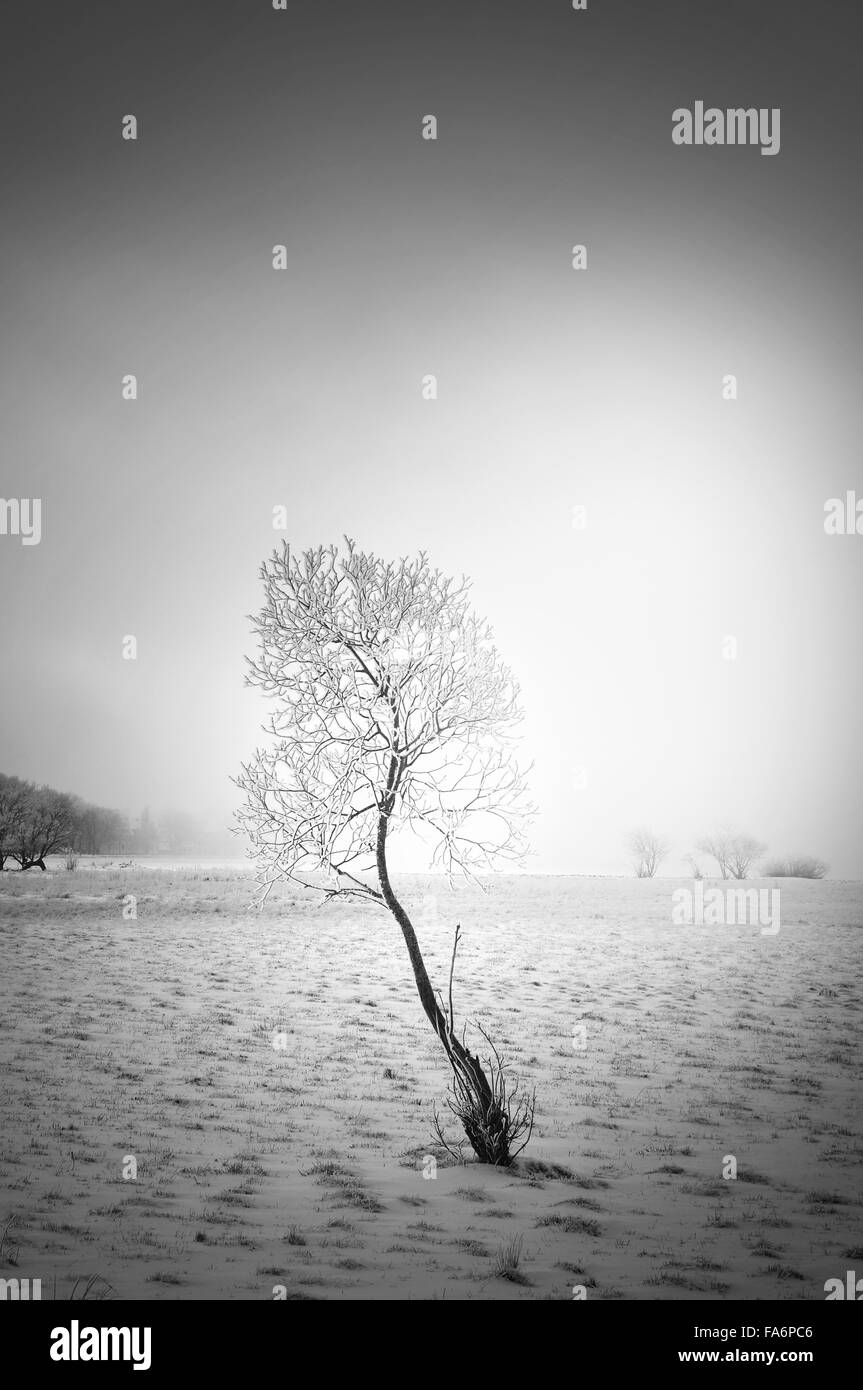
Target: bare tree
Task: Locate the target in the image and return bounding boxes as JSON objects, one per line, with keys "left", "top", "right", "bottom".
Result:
{"left": 727, "top": 833, "right": 767, "bottom": 880}
{"left": 627, "top": 827, "right": 670, "bottom": 878}
{"left": 0, "top": 774, "right": 31, "bottom": 871}
{"left": 237, "top": 539, "right": 535, "bottom": 1164}
{"left": 696, "top": 830, "right": 733, "bottom": 879}
{"left": 697, "top": 829, "right": 766, "bottom": 880}
{"left": 73, "top": 801, "right": 122, "bottom": 856}
{"left": 2, "top": 778, "right": 131, "bottom": 861}
{"left": 9, "top": 786, "right": 76, "bottom": 870}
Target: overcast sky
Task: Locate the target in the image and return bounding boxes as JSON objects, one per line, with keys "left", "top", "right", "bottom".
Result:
{"left": 1, "top": 0, "right": 860, "bottom": 875}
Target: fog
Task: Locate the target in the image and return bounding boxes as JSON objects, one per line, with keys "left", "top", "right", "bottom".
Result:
{"left": 1, "top": 0, "right": 860, "bottom": 875}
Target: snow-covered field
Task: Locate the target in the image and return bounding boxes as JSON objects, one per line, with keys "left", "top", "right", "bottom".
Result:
{"left": 0, "top": 865, "right": 861, "bottom": 1301}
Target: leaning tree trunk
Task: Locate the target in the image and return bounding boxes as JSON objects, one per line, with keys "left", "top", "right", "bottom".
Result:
{"left": 374, "top": 808, "right": 533, "bottom": 1166}
{"left": 376, "top": 813, "right": 491, "bottom": 1096}
{"left": 370, "top": 735, "right": 535, "bottom": 1165}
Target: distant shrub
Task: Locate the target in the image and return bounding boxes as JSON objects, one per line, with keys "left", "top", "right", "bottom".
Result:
{"left": 685, "top": 854, "right": 704, "bottom": 880}
{"left": 762, "top": 856, "right": 828, "bottom": 880}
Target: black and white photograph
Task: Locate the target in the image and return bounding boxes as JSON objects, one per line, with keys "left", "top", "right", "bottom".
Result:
{"left": 1, "top": 0, "right": 861, "bottom": 1351}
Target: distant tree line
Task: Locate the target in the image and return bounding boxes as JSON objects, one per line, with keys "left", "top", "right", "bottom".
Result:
{"left": 0, "top": 773, "right": 225, "bottom": 869}
{"left": 626, "top": 826, "right": 828, "bottom": 880}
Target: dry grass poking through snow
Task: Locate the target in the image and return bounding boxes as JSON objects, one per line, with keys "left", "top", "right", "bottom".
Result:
{"left": 0, "top": 865, "right": 861, "bottom": 1300}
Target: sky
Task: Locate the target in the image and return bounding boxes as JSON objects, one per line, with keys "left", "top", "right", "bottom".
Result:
{"left": 1, "top": 0, "right": 861, "bottom": 875}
